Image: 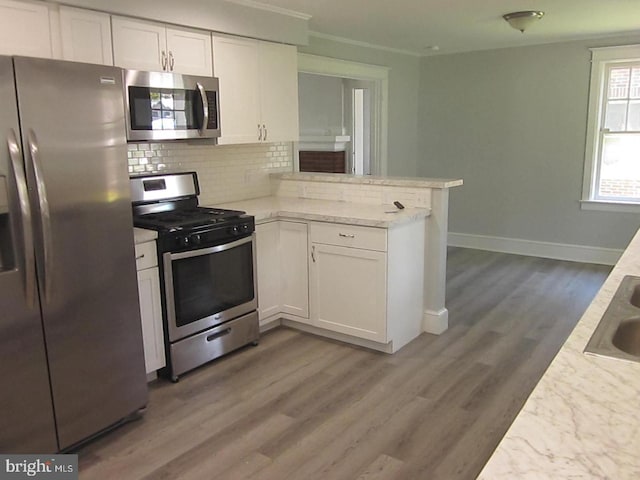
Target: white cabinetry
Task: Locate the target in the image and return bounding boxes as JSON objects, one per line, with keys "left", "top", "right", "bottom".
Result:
{"left": 309, "top": 220, "right": 425, "bottom": 350}
{"left": 280, "top": 221, "right": 309, "bottom": 318}
{"left": 0, "top": 0, "right": 53, "bottom": 58}
{"left": 112, "top": 17, "right": 212, "bottom": 76}
{"left": 59, "top": 6, "right": 112, "bottom": 65}
{"left": 212, "top": 35, "right": 299, "bottom": 144}
{"left": 309, "top": 223, "right": 387, "bottom": 342}
{"left": 135, "top": 240, "right": 166, "bottom": 375}
{"left": 256, "top": 221, "right": 281, "bottom": 321}
{"left": 255, "top": 220, "right": 308, "bottom": 325}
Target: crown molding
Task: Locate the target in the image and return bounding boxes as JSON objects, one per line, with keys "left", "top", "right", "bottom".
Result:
{"left": 309, "top": 31, "right": 422, "bottom": 57}
{"left": 222, "top": 0, "right": 312, "bottom": 20}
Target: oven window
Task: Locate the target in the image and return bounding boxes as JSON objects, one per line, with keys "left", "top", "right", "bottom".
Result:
{"left": 171, "top": 241, "right": 254, "bottom": 327}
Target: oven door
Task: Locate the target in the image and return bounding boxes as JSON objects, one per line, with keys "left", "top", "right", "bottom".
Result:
{"left": 124, "top": 69, "right": 220, "bottom": 141}
{"left": 163, "top": 234, "right": 256, "bottom": 342}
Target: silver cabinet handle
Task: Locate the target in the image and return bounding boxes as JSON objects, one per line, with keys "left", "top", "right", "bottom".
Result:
{"left": 196, "top": 82, "right": 209, "bottom": 136}
{"left": 169, "top": 51, "right": 175, "bottom": 71}
{"left": 311, "top": 245, "right": 316, "bottom": 262}
{"left": 263, "top": 124, "right": 267, "bottom": 141}
{"left": 258, "top": 124, "right": 262, "bottom": 141}
{"left": 338, "top": 233, "right": 355, "bottom": 238}
{"left": 7, "top": 129, "right": 36, "bottom": 307}
{"left": 26, "top": 130, "right": 53, "bottom": 303}
{"left": 161, "top": 50, "right": 167, "bottom": 70}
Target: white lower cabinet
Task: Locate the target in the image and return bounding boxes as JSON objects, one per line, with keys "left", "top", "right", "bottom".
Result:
{"left": 256, "top": 220, "right": 309, "bottom": 325}
{"left": 309, "top": 220, "right": 425, "bottom": 350}
{"left": 256, "top": 221, "right": 281, "bottom": 321}
{"left": 310, "top": 243, "right": 387, "bottom": 342}
{"left": 135, "top": 240, "right": 166, "bottom": 375}
{"left": 309, "top": 223, "right": 388, "bottom": 342}
{"left": 255, "top": 218, "right": 424, "bottom": 351}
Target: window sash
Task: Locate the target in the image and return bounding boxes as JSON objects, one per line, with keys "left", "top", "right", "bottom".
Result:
{"left": 583, "top": 45, "right": 640, "bottom": 208}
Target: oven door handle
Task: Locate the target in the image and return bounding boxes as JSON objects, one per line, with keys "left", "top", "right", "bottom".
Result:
{"left": 168, "top": 234, "right": 253, "bottom": 261}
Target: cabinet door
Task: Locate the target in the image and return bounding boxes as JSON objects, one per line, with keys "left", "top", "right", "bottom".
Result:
{"left": 280, "top": 221, "right": 309, "bottom": 319}
{"left": 166, "top": 26, "right": 212, "bottom": 76}
{"left": 59, "top": 7, "right": 113, "bottom": 65}
{"left": 112, "top": 16, "right": 167, "bottom": 71}
{"left": 212, "top": 35, "right": 261, "bottom": 144}
{"left": 137, "top": 267, "right": 166, "bottom": 374}
{"left": 258, "top": 41, "right": 299, "bottom": 142}
{"left": 0, "top": 0, "right": 52, "bottom": 58}
{"left": 256, "top": 222, "right": 281, "bottom": 322}
{"left": 310, "top": 243, "right": 387, "bottom": 342}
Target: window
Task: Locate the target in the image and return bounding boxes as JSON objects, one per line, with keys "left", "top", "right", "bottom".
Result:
{"left": 583, "top": 45, "right": 640, "bottom": 212}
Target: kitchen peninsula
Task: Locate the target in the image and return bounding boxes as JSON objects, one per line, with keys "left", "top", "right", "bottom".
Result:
{"left": 478, "top": 227, "right": 640, "bottom": 478}
{"left": 218, "top": 172, "right": 463, "bottom": 352}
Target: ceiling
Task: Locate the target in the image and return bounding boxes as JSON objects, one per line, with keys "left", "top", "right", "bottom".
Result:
{"left": 253, "top": 0, "right": 640, "bottom": 56}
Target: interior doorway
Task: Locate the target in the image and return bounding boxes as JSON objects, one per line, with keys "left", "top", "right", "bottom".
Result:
{"left": 296, "top": 54, "right": 389, "bottom": 176}
{"left": 344, "top": 80, "right": 374, "bottom": 175}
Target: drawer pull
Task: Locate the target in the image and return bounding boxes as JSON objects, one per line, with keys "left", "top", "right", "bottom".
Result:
{"left": 207, "top": 328, "right": 231, "bottom": 342}
{"left": 135, "top": 254, "right": 145, "bottom": 260}
{"left": 338, "top": 233, "right": 355, "bottom": 238}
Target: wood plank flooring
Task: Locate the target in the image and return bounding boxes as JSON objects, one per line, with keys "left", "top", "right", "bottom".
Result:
{"left": 77, "top": 248, "right": 611, "bottom": 480}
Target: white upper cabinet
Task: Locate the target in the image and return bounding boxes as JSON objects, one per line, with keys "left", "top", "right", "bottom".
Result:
{"left": 258, "top": 41, "right": 299, "bottom": 143}
{"left": 0, "top": 0, "right": 53, "bottom": 58}
{"left": 212, "top": 35, "right": 261, "bottom": 144}
{"left": 112, "top": 17, "right": 168, "bottom": 72}
{"left": 165, "top": 26, "right": 213, "bottom": 77}
{"left": 112, "top": 16, "right": 212, "bottom": 76}
{"left": 213, "top": 34, "right": 299, "bottom": 144}
{"left": 59, "top": 6, "right": 113, "bottom": 65}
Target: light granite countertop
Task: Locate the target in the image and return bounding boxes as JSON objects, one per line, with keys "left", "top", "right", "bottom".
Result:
{"left": 273, "top": 172, "right": 463, "bottom": 189}
{"left": 133, "top": 227, "right": 157, "bottom": 244}
{"left": 213, "top": 196, "right": 430, "bottom": 228}
{"left": 478, "top": 229, "right": 640, "bottom": 479}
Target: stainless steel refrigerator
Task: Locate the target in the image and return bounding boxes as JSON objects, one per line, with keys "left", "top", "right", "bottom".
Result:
{"left": 0, "top": 56, "right": 148, "bottom": 453}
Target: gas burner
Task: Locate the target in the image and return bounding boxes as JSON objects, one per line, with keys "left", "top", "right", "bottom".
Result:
{"left": 133, "top": 207, "right": 246, "bottom": 232}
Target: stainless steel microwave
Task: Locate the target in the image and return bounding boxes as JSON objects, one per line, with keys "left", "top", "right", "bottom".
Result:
{"left": 123, "top": 69, "right": 221, "bottom": 142}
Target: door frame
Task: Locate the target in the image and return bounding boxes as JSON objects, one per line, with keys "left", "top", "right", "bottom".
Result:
{"left": 297, "top": 53, "right": 389, "bottom": 176}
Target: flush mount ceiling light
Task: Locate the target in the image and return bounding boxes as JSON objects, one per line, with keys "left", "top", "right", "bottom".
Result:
{"left": 503, "top": 10, "right": 545, "bottom": 33}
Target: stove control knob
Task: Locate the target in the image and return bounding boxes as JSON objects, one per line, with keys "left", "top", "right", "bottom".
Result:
{"left": 231, "top": 226, "right": 240, "bottom": 235}
{"left": 241, "top": 224, "right": 250, "bottom": 232}
{"left": 179, "top": 236, "right": 190, "bottom": 247}
{"left": 191, "top": 234, "right": 201, "bottom": 245}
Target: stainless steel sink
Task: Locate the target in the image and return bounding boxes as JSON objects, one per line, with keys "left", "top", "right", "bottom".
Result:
{"left": 584, "top": 275, "right": 640, "bottom": 363}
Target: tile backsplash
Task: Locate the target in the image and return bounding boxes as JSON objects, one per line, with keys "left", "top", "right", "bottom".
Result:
{"left": 127, "top": 141, "right": 293, "bottom": 205}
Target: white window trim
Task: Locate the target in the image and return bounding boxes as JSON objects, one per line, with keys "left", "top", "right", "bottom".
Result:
{"left": 582, "top": 44, "right": 640, "bottom": 213}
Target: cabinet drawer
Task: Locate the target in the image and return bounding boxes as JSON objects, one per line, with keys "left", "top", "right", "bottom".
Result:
{"left": 135, "top": 241, "right": 157, "bottom": 270}
{"left": 310, "top": 222, "right": 387, "bottom": 252}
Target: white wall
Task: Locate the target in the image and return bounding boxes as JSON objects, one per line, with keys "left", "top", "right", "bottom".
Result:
{"left": 298, "top": 35, "right": 421, "bottom": 177}
{"left": 418, "top": 35, "right": 640, "bottom": 250}
{"left": 298, "top": 73, "right": 344, "bottom": 136}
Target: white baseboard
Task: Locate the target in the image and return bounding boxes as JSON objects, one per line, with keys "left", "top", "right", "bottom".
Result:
{"left": 423, "top": 308, "right": 448, "bottom": 335}
{"left": 448, "top": 232, "right": 622, "bottom": 266}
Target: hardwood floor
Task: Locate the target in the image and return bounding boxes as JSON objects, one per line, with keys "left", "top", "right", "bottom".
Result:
{"left": 77, "top": 248, "right": 611, "bottom": 480}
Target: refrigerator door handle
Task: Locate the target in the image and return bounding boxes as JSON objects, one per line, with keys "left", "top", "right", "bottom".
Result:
{"left": 7, "top": 129, "right": 36, "bottom": 308}
{"left": 196, "top": 82, "right": 209, "bottom": 136}
{"left": 26, "top": 130, "right": 53, "bottom": 303}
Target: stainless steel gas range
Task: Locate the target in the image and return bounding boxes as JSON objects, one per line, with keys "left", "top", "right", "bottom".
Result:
{"left": 131, "top": 172, "right": 259, "bottom": 381}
